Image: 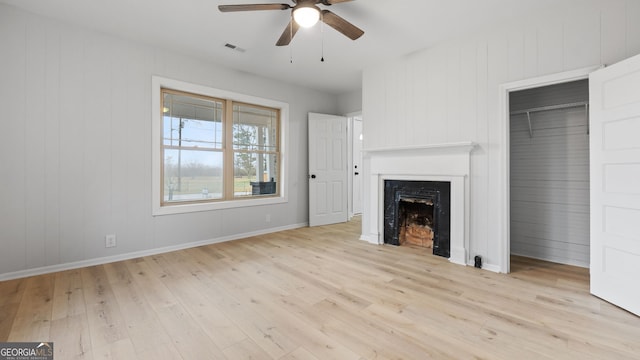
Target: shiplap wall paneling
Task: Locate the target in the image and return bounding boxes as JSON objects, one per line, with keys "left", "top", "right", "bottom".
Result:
{"left": 563, "top": 7, "right": 601, "bottom": 71}
{"left": 362, "top": 64, "right": 385, "bottom": 148}
{"left": 110, "top": 39, "right": 131, "bottom": 255}
{"left": 446, "top": 47, "right": 463, "bottom": 142}
{"left": 386, "top": 63, "right": 406, "bottom": 147}
{"left": 487, "top": 34, "right": 510, "bottom": 264}
{"left": 124, "top": 47, "right": 155, "bottom": 254}
{"left": 0, "top": 8, "right": 27, "bottom": 274}
{"left": 44, "top": 22, "right": 62, "bottom": 267}
{"left": 24, "top": 16, "right": 45, "bottom": 269}
{"left": 407, "top": 52, "right": 427, "bottom": 146}
{"left": 425, "top": 48, "right": 448, "bottom": 144}
{"left": 471, "top": 40, "right": 490, "bottom": 261}
{"left": 509, "top": 80, "right": 590, "bottom": 267}
{"left": 537, "top": 16, "right": 564, "bottom": 75}
{"left": 59, "top": 29, "right": 86, "bottom": 265}
{"left": 629, "top": 1, "right": 640, "bottom": 57}
{"left": 84, "top": 34, "right": 112, "bottom": 260}
{"left": 601, "top": 0, "right": 626, "bottom": 66}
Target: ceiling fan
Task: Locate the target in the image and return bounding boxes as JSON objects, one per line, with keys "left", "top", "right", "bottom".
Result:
{"left": 218, "top": 0, "right": 364, "bottom": 46}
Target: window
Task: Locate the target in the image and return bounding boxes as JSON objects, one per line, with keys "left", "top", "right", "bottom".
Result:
{"left": 232, "top": 103, "right": 280, "bottom": 197}
{"left": 162, "top": 90, "right": 225, "bottom": 203}
{"left": 152, "top": 77, "right": 287, "bottom": 215}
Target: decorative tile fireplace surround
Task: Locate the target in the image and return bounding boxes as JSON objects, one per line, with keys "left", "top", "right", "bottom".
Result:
{"left": 361, "top": 142, "right": 476, "bottom": 266}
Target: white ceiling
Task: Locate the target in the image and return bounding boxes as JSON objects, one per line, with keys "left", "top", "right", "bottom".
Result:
{"left": 2, "top": 0, "right": 564, "bottom": 94}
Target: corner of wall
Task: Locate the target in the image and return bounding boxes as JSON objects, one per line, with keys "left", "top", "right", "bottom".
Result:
{"left": 337, "top": 89, "right": 363, "bottom": 115}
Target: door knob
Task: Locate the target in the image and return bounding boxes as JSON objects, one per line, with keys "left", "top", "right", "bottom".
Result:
{"left": 310, "top": 174, "right": 316, "bottom": 179}
{"left": 354, "top": 172, "right": 359, "bottom": 175}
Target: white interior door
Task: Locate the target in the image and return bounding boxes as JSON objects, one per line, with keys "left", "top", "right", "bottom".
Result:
{"left": 352, "top": 119, "right": 363, "bottom": 215}
{"left": 590, "top": 54, "right": 640, "bottom": 316}
{"left": 308, "top": 113, "right": 348, "bottom": 227}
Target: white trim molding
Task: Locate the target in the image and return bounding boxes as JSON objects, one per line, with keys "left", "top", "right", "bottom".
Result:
{"left": 364, "top": 142, "right": 476, "bottom": 155}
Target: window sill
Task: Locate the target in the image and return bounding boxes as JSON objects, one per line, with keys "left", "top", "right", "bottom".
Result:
{"left": 152, "top": 195, "right": 287, "bottom": 216}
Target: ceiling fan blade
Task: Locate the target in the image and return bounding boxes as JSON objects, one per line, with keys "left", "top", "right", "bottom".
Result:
{"left": 218, "top": 4, "right": 291, "bottom": 12}
{"left": 321, "top": 0, "right": 355, "bottom": 5}
{"left": 321, "top": 10, "right": 364, "bottom": 40}
{"left": 276, "top": 19, "right": 300, "bottom": 46}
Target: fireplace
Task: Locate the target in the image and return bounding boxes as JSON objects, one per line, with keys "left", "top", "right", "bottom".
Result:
{"left": 360, "top": 142, "right": 475, "bottom": 266}
{"left": 383, "top": 180, "right": 451, "bottom": 257}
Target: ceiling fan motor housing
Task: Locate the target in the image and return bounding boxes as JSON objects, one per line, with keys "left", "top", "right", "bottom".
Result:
{"left": 218, "top": 0, "right": 364, "bottom": 46}
{"left": 293, "top": 2, "right": 321, "bottom": 28}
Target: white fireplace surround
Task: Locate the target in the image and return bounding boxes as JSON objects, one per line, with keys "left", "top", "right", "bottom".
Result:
{"left": 361, "top": 142, "right": 476, "bottom": 266}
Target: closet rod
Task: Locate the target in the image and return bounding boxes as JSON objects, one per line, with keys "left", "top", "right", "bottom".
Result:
{"left": 510, "top": 101, "right": 588, "bottom": 116}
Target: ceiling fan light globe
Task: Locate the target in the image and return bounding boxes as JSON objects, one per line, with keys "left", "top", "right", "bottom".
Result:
{"left": 293, "top": 6, "right": 320, "bottom": 28}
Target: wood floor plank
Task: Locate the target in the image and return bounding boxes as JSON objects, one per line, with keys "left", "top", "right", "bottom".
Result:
{"left": 136, "top": 343, "right": 184, "bottom": 360}
{"left": 124, "top": 258, "right": 177, "bottom": 310}
{"left": 51, "top": 269, "right": 86, "bottom": 321}
{"left": 154, "top": 303, "right": 227, "bottom": 360}
{"left": 280, "top": 347, "right": 321, "bottom": 360}
{"left": 91, "top": 338, "right": 138, "bottom": 359}
{"left": 1, "top": 217, "right": 639, "bottom": 359}
{"left": 8, "top": 274, "right": 54, "bottom": 342}
{"left": 157, "top": 259, "right": 247, "bottom": 351}
{"left": 48, "top": 313, "right": 91, "bottom": 359}
{"left": 198, "top": 270, "right": 301, "bottom": 358}
{"left": 216, "top": 264, "right": 361, "bottom": 360}
{"left": 222, "top": 338, "right": 272, "bottom": 359}
{"left": 0, "top": 278, "right": 26, "bottom": 341}
{"left": 105, "top": 261, "right": 175, "bottom": 357}
{"left": 80, "top": 265, "right": 129, "bottom": 350}
{"left": 313, "top": 298, "right": 443, "bottom": 359}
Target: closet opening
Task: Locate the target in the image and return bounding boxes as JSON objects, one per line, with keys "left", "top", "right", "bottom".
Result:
{"left": 509, "top": 79, "right": 590, "bottom": 269}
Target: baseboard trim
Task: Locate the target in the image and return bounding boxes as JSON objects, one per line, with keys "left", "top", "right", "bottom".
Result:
{"left": 359, "top": 233, "right": 379, "bottom": 244}
{"left": 0, "top": 222, "right": 308, "bottom": 281}
{"left": 479, "top": 263, "right": 502, "bottom": 273}
{"left": 510, "top": 251, "right": 589, "bottom": 269}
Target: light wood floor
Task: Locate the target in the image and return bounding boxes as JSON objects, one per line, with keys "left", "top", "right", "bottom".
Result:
{"left": 1, "top": 218, "right": 639, "bottom": 359}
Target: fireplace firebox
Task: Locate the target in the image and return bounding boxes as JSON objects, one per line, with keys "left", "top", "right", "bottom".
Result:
{"left": 383, "top": 180, "right": 451, "bottom": 258}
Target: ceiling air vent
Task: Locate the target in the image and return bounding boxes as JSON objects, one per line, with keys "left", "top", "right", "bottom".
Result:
{"left": 224, "top": 43, "right": 246, "bottom": 53}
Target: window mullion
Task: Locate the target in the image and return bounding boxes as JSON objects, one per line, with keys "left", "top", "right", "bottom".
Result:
{"left": 224, "top": 99, "right": 235, "bottom": 199}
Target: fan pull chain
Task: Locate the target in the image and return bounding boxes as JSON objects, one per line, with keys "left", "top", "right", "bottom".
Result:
{"left": 290, "top": 13, "right": 294, "bottom": 63}
{"left": 320, "top": 11, "right": 325, "bottom": 62}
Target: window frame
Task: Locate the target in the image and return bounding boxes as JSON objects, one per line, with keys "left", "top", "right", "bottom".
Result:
{"left": 229, "top": 101, "right": 281, "bottom": 199}
{"left": 152, "top": 76, "right": 288, "bottom": 216}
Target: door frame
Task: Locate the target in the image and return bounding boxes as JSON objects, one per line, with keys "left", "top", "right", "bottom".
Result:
{"left": 497, "top": 66, "right": 601, "bottom": 273}
{"left": 346, "top": 111, "right": 363, "bottom": 219}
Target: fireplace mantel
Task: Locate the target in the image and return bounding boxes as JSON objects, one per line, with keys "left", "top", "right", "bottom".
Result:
{"left": 364, "top": 141, "right": 476, "bottom": 156}
{"left": 361, "top": 141, "right": 476, "bottom": 267}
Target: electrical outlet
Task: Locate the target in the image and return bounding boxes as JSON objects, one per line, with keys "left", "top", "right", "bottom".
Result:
{"left": 265, "top": 214, "right": 271, "bottom": 223}
{"left": 105, "top": 234, "right": 117, "bottom": 248}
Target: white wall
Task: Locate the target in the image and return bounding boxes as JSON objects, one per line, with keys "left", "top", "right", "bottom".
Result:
{"left": 0, "top": 4, "right": 339, "bottom": 278}
{"left": 337, "top": 89, "right": 363, "bottom": 116}
{"left": 362, "top": 0, "right": 640, "bottom": 270}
